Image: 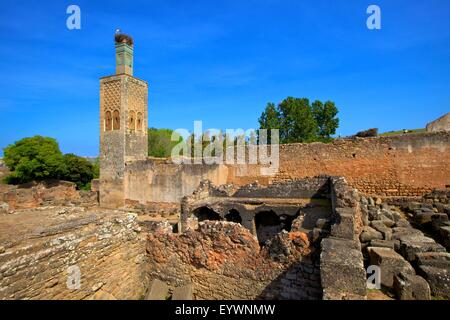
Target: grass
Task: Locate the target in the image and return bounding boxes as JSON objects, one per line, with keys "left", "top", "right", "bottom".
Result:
{"left": 379, "top": 128, "right": 426, "bottom": 137}
{"left": 431, "top": 295, "right": 448, "bottom": 300}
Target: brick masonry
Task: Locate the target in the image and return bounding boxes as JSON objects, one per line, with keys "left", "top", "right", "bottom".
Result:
{"left": 231, "top": 132, "right": 450, "bottom": 197}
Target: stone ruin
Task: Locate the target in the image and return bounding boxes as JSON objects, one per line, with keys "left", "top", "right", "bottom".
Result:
{"left": 1, "top": 172, "right": 449, "bottom": 300}
{"left": 0, "top": 33, "right": 449, "bottom": 300}
{"left": 144, "top": 176, "right": 367, "bottom": 300}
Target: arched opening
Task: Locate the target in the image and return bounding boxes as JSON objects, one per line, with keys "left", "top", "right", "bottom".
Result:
{"left": 105, "top": 111, "right": 112, "bottom": 131}
{"left": 136, "top": 112, "right": 143, "bottom": 131}
{"left": 192, "top": 206, "right": 222, "bottom": 222}
{"left": 113, "top": 110, "right": 120, "bottom": 130}
{"left": 279, "top": 214, "right": 298, "bottom": 232}
{"left": 255, "top": 211, "right": 283, "bottom": 245}
{"left": 128, "top": 110, "right": 136, "bottom": 131}
{"left": 225, "top": 209, "right": 242, "bottom": 224}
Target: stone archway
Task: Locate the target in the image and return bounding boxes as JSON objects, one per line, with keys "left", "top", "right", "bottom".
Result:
{"left": 113, "top": 110, "right": 120, "bottom": 130}
{"left": 225, "top": 209, "right": 243, "bottom": 224}
{"left": 254, "top": 210, "right": 283, "bottom": 245}
{"left": 192, "top": 206, "right": 222, "bottom": 222}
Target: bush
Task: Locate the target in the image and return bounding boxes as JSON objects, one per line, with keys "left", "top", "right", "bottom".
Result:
{"left": 61, "top": 154, "right": 96, "bottom": 189}
{"left": 355, "top": 128, "right": 378, "bottom": 137}
{"left": 3, "top": 136, "right": 96, "bottom": 189}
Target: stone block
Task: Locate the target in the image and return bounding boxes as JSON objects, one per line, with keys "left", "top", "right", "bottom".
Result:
{"left": 393, "top": 272, "right": 431, "bottom": 300}
{"left": 431, "top": 213, "right": 449, "bottom": 228}
{"left": 368, "top": 208, "right": 381, "bottom": 221}
{"left": 146, "top": 279, "right": 169, "bottom": 300}
{"left": 172, "top": 284, "right": 193, "bottom": 300}
{"left": 330, "top": 208, "right": 355, "bottom": 240}
{"left": 391, "top": 227, "right": 423, "bottom": 241}
{"left": 381, "top": 217, "right": 395, "bottom": 228}
{"left": 414, "top": 211, "right": 434, "bottom": 225}
{"left": 416, "top": 252, "right": 450, "bottom": 269}
{"left": 368, "top": 247, "right": 415, "bottom": 288}
{"left": 439, "top": 226, "right": 450, "bottom": 238}
{"left": 320, "top": 238, "right": 366, "bottom": 298}
{"left": 403, "top": 202, "right": 421, "bottom": 213}
{"left": 369, "top": 239, "right": 397, "bottom": 250}
{"left": 370, "top": 220, "right": 392, "bottom": 240}
{"left": 360, "top": 226, "right": 383, "bottom": 243}
{"left": 394, "top": 219, "right": 411, "bottom": 228}
{"left": 399, "top": 238, "right": 446, "bottom": 262}
{"left": 417, "top": 266, "right": 450, "bottom": 299}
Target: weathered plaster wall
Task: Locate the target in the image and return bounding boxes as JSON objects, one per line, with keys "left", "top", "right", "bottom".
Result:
{"left": 124, "top": 159, "right": 228, "bottom": 205}
{"left": 0, "top": 209, "right": 146, "bottom": 300}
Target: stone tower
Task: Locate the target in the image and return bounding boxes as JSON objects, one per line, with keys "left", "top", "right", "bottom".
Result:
{"left": 99, "top": 34, "right": 148, "bottom": 208}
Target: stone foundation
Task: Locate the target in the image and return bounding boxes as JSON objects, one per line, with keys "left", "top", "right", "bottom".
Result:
{"left": 0, "top": 207, "right": 146, "bottom": 300}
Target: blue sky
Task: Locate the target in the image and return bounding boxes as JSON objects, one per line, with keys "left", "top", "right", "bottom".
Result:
{"left": 0, "top": 0, "right": 449, "bottom": 156}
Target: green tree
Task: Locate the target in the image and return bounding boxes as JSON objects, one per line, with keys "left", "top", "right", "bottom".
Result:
{"left": 312, "top": 100, "right": 339, "bottom": 142}
{"left": 61, "top": 154, "right": 96, "bottom": 189}
{"left": 3, "top": 136, "right": 66, "bottom": 184}
{"left": 258, "top": 97, "right": 340, "bottom": 144}
{"left": 279, "top": 97, "right": 317, "bottom": 143}
{"left": 148, "top": 128, "right": 183, "bottom": 158}
{"left": 258, "top": 102, "right": 281, "bottom": 143}
{"left": 3, "top": 135, "right": 98, "bottom": 189}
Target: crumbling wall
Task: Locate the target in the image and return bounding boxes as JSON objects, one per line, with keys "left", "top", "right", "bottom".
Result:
{"left": 88, "top": 131, "right": 450, "bottom": 208}
{"left": 426, "top": 112, "right": 450, "bottom": 132}
{"left": 179, "top": 177, "right": 332, "bottom": 236}
{"left": 270, "top": 132, "right": 449, "bottom": 196}
{"left": 0, "top": 180, "right": 98, "bottom": 213}
{"left": 145, "top": 221, "right": 322, "bottom": 300}
{"left": 124, "top": 159, "right": 228, "bottom": 209}
{"left": 0, "top": 210, "right": 146, "bottom": 300}
{"left": 119, "top": 132, "right": 449, "bottom": 208}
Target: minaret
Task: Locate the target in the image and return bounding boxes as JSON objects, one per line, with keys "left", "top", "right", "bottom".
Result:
{"left": 115, "top": 34, "right": 134, "bottom": 76}
{"left": 99, "top": 33, "right": 148, "bottom": 208}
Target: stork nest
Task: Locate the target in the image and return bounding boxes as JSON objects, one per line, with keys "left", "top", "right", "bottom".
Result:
{"left": 115, "top": 33, "right": 134, "bottom": 46}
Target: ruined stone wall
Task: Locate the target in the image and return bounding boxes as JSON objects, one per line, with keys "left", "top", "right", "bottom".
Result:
{"left": 0, "top": 210, "right": 146, "bottom": 300}
{"left": 117, "top": 132, "right": 449, "bottom": 208}
{"left": 230, "top": 132, "right": 450, "bottom": 197}
{"left": 146, "top": 221, "right": 321, "bottom": 300}
{"left": 426, "top": 112, "right": 450, "bottom": 132}
{"left": 0, "top": 180, "right": 98, "bottom": 213}
{"left": 124, "top": 159, "right": 228, "bottom": 207}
